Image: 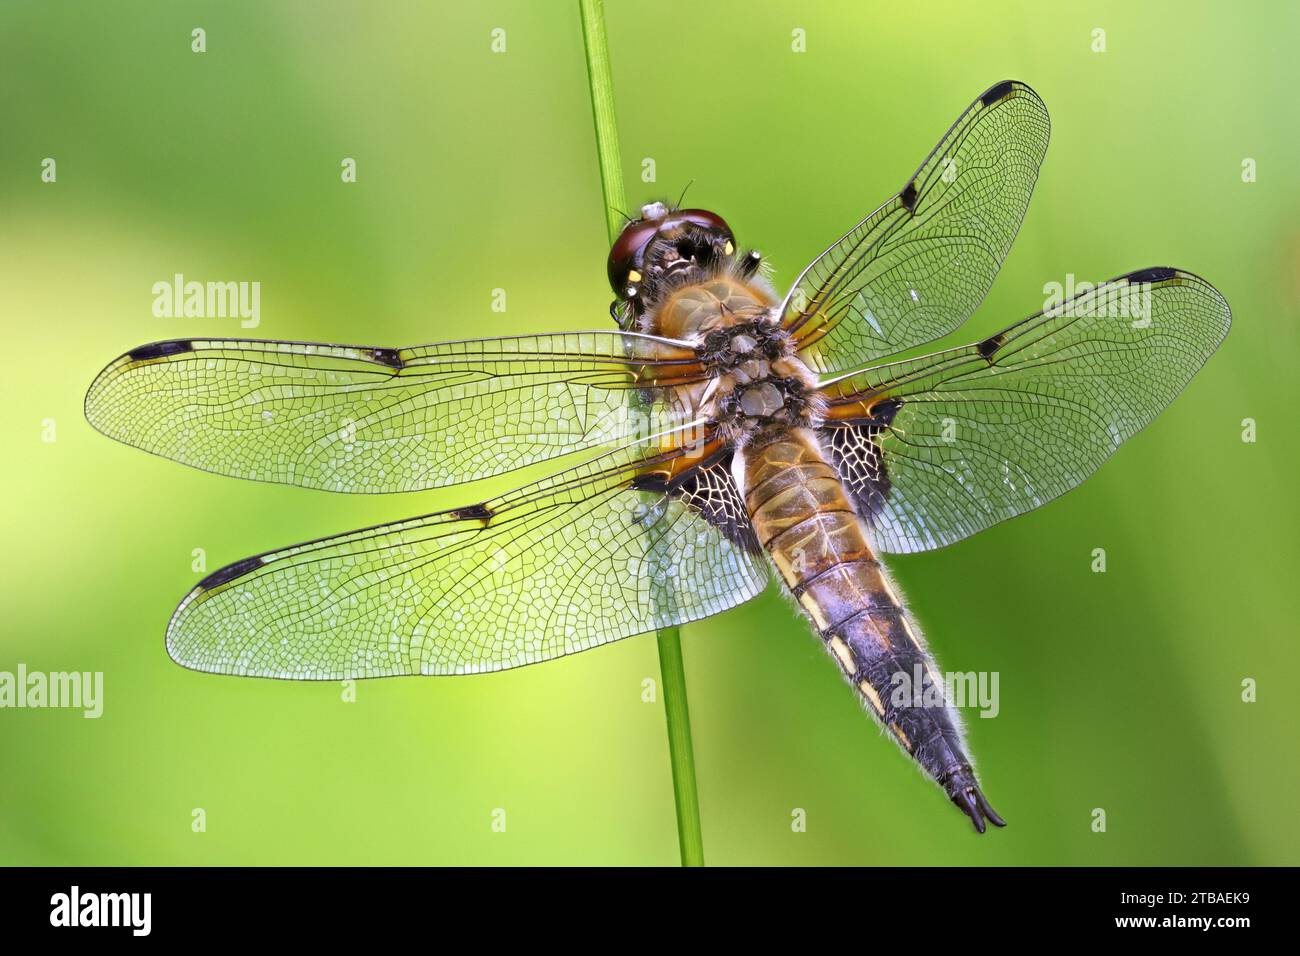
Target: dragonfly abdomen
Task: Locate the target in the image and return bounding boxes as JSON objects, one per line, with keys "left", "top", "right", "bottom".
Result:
{"left": 740, "top": 426, "right": 1005, "bottom": 832}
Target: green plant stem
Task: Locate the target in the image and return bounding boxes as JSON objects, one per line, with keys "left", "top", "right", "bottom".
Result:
{"left": 654, "top": 625, "right": 704, "bottom": 866}
{"left": 578, "top": 0, "right": 705, "bottom": 868}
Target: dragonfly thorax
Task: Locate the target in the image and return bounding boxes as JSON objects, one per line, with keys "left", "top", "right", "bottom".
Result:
{"left": 654, "top": 276, "right": 776, "bottom": 340}
{"left": 643, "top": 274, "right": 823, "bottom": 444}
{"left": 697, "top": 319, "right": 823, "bottom": 443}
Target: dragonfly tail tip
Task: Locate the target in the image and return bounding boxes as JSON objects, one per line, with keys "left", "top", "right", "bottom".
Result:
{"left": 948, "top": 777, "right": 1007, "bottom": 833}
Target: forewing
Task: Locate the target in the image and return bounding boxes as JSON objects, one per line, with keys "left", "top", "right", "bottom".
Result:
{"left": 783, "top": 80, "right": 1050, "bottom": 375}
{"left": 166, "top": 445, "right": 767, "bottom": 678}
{"left": 85, "top": 333, "right": 702, "bottom": 493}
{"left": 821, "top": 268, "right": 1231, "bottom": 553}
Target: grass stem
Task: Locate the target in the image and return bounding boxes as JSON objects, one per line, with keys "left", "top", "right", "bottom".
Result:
{"left": 577, "top": 0, "right": 705, "bottom": 867}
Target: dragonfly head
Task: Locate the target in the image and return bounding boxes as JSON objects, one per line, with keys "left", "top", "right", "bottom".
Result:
{"left": 607, "top": 203, "right": 736, "bottom": 324}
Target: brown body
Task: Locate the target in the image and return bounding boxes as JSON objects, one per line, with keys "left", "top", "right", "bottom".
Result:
{"left": 649, "top": 269, "right": 996, "bottom": 825}
{"left": 615, "top": 201, "right": 1002, "bottom": 829}
{"left": 742, "top": 428, "right": 978, "bottom": 799}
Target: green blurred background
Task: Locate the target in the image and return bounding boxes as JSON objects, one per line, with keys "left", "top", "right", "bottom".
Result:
{"left": 2, "top": 0, "right": 1296, "bottom": 866}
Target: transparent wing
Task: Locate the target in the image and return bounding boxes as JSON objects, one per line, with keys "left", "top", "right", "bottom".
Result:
{"left": 85, "top": 332, "right": 703, "bottom": 493}
{"left": 166, "top": 444, "right": 768, "bottom": 678}
{"left": 783, "top": 80, "right": 1050, "bottom": 376}
{"left": 821, "top": 268, "right": 1231, "bottom": 553}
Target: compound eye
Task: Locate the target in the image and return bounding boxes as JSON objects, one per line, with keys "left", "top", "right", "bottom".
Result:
{"left": 675, "top": 208, "right": 734, "bottom": 247}
{"left": 607, "top": 219, "right": 659, "bottom": 294}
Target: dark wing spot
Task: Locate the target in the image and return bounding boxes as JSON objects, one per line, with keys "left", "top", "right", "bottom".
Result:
{"left": 868, "top": 396, "right": 903, "bottom": 426}
{"left": 633, "top": 452, "right": 759, "bottom": 554}
{"left": 450, "top": 503, "right": 494, "bottom": 522}
{"left": 198, "top": 555, "right": 264, "bottom": 591}
{"left": 672, "top": 460, "right": 760, "bottom": 554}
{"left": 977, "top": 333, "right": 1006, "bottom": 362}
{"left": 629, "top": 473, "right": 670, "bottom": 494}
{"left": 822, "top": 422, "right": 892, "bottom": 526}
{"left": 899, "top": 181, "right": 919, "bottom": 213}
{"left": 980, "top": 79, "right": 1017, "bottom": 107}
{"left": 128, "top": 340, "right": 193, "bottom": 362}
{"left": 368, "top": 348, "right": 404, "bottom": 369}
{"left": 1126, "top": 266, "right": 1177, "bottom": 284}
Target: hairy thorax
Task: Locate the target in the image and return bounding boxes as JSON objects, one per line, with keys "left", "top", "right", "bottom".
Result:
{"left": 648, "top": 276, "right": 823, "bottom": 446}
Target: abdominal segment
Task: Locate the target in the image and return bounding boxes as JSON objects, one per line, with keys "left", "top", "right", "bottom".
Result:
{"left": 741, "top": 427, "right": 1004, "bottom": 831}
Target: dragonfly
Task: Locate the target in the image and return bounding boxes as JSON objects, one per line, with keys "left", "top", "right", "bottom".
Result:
{"left": 85, "top": 80, "right": 1230, "bottom": 833}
